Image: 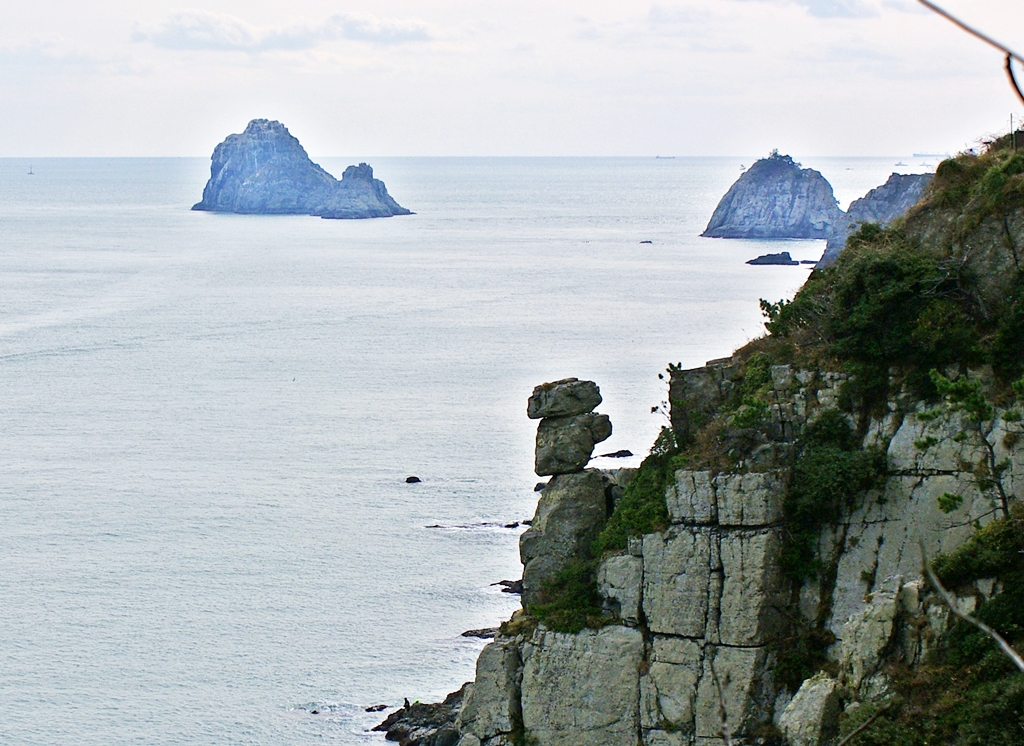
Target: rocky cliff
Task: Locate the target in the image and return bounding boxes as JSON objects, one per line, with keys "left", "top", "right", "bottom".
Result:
{"left": 191, "top": 119, "right": 411, "bottom": 219}
{"left": 383, "top": 137, "right": 1024, "bottom": 746}
{"left": 818, "top": 173, "right": 932, "bottom": 267}
{"left": 702, "top": 153, "right": 841, "bottom": 239}
{"left": 448, "top": 364, "right": 1020, "bottom": 746}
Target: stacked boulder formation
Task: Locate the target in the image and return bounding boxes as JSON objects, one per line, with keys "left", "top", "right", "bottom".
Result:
{"left": 520, "top": 378, "right": 614, "bottom": 606}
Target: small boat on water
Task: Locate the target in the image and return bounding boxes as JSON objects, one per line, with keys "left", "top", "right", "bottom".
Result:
{"left": 27, "top": 165, "right": 34, "bottom": 175}
{"left": 895, "top": 161, "right": 907, "bottom": 166}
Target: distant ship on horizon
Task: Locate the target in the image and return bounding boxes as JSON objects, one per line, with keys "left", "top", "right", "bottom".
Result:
{"left": 913, "top": 153, "right": 948, "bottom": 159}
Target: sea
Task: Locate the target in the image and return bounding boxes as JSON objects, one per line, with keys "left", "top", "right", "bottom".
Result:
{"left": 0, "top": 155, "right": 929, "bottom": 745}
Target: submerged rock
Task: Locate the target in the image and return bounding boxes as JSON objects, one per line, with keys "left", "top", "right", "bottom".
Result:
{"left": 702, "top": 152, "right": 841, "bottom": 239}
{"left": 461, "top": 628, "right": 499, "bottom": 639}
{"left": 192, "top": 119, "right": 411, "bottom": 219}
{"left": 746, "top": 251, "right": 800, "bottom": 266}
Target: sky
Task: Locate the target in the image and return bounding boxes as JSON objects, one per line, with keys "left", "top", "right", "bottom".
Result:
{"left": 3, "top": 0, "right": 1024, "bottom": 156}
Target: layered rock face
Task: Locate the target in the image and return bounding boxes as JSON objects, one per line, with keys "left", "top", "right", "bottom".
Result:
{"left": 702, "top": 153, "right": 841, "bottom": 239}
{"left": 449, "top": 361, "right": 1019, "bottom": 746}
{"left": 818, "top": 172, "right": 933, "bottom": 267}
{"left": 191, "top": 119, "right": 411, "bottom": 219}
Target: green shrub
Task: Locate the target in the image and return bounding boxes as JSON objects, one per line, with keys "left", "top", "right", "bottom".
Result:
{"left": 526, "top": 560, "right": 605, "bottom": 634}
{"left": 782, "top": 410, "right": 885, "bottom": 581}
{"left": 932, "top": 504, "right": 1024, "bottom": 586}
{"left": 756, "top": 142, "right": 1024, "bottom": 406}
{"left": 594, "top": 428, "right": 676, "bottom": 554}
{"left": 531, "top": 426, "right": 682, "bottom": 632}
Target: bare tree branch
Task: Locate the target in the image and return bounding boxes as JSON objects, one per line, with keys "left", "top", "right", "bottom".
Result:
{"left": 833, "top": 702, "right": 892, "bottom": 746}
{"left": 918, "top": 0, "right": 1024, "bottom": 107}
{"left": 920, "top": 540, "right": 1024, "bottom": 673}
{"left": 708, "top": 652, "right": 734, "bottom": 746}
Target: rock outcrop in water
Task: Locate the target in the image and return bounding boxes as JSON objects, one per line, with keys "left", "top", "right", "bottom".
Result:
{"left": 704, "top": 154, "right": 934, "bottom": 266}
{"left": 818, "top": 172, "right": 933, "bottom": 267}
{"left": 702, "top": 152, "right": 841, "bottom": 239}
{"left": 191, "top": 119, "right": 411, "bottom": 219}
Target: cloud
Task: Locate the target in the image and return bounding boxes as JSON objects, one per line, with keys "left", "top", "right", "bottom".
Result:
{"left": 647, "top": 4, "right": 712, "bottom": 29}
{"left": 132, "top": 10, "right": 432, "bottom": 52}
{"left": 0, "top": 40, "right": 147, "bottom": 76}
{"left": 732, "top": 0, "right": 878, "bottom": 18}
{"left": 794, "top": 0, "right": 877, "bottom": 17}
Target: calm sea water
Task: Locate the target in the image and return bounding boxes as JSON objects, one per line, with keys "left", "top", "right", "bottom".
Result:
{"left": 0, "top": 155, "right": 919, "bottom": 745}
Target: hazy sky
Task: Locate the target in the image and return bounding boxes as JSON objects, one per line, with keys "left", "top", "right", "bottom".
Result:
{"left": 3, "top": 0, "right": 1024, "bottom": 156}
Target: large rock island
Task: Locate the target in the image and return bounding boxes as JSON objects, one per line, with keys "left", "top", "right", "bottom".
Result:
{"left": 818, "top": 171, "right": 932, "bottom": 266}
{"left": 191, "top": 119, "right": 411, "bottom": 219}
{"left": 702, "top": 151, "right": 841, "bottom": 239}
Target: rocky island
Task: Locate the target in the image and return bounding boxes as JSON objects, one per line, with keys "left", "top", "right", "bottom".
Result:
{"left": 703, "top": 152, "right": 933, "bottom": 267}
{"left": 191, "top": 119, "right": 411, "bottom": 219}
{"left": 702, "top": 152, "right": 841, "bottom": 239}
{"left": 380, "top": 135, "right": 1024, "bottom": 746}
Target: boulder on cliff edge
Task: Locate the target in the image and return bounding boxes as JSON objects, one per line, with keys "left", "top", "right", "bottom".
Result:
{"left": 527, "top": 378, "right": 603, "bottom": 420}
{"left": 192, "top": 119, "right": 411, "bottom": 219}
{"left": 702, "top": 152, "right": 841, "bottom": 239}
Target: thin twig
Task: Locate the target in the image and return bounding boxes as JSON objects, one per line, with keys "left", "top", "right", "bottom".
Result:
{"left": 833, "top": 702, "right": 892, "bottom": 746}
{"left": 920, "top": 540, "right": 1024, "bottom": 673}
{"left": 918, "top": 0, "right": 1024, "bottom": 106}
{"left": 708, "top": 652, "right": 734, "bottom": 746}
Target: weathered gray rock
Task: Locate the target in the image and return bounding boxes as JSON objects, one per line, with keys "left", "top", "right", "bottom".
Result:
{"left": 819, "top": 173, "right": 932, "bottom": 267}
{"left": 828, "top": 471, "right": 990, "bottom": 638}
{"left": 535, "top": 413, "right": 612, "bottom": 476}
{"left": 520, "top": 470, "right": 610, "bottom": 606}
{"left": 521, "top": 625, "right": 643, "bottom": 746}
{"left": 456, "top": 640, "right": 522, "bottom": 743}
{"left": 192, "top": 119, "right": 411, "bottom": 218}
{"left": 838, "top": 591, "right": 898, "bottom": 691}
{"left": 694, "top": 646, "right": 770, "bottom": 739}
{"left": 778, "top": 673, "right": 841, "bottom": 746}
{"left": 716, "top": 471, "right": 786, "bottom": 527}
{"left": 374, "top": 685, "right": 467, "bottom": 746}
{"left": 702, "top": 153, "right": 841, "bottom": 239}
{"left": 718, "top": 529, "right": 782, "bottom": 646}
{"left": 667, "top": 470, "right": 716, "bottom": 525}
{"left": 597, "top": 554, "right": 643, "bottom": 624}
{"left": 641, "top": 636, "right": 703, "bottom": 732}
{"left": 528, "top": 379, "right": 603, "bottom": 419}
{"left": 668, "top": 360, "right": 740, "bottom": 444}
{"left": 643, "top": 527, "right": 712, "bottom": 637}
